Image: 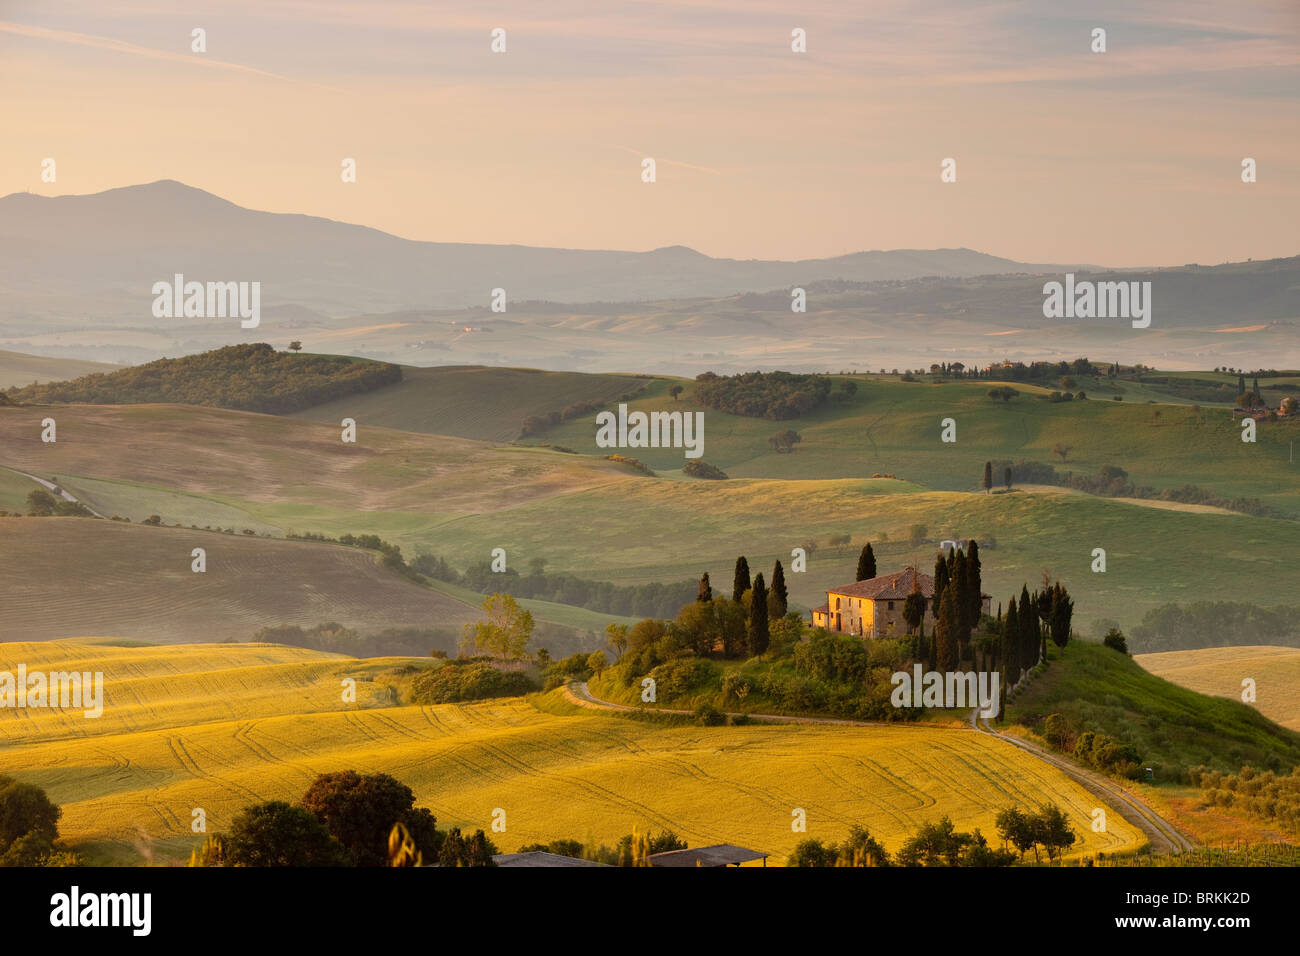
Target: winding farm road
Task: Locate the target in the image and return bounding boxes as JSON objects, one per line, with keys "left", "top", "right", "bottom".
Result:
{"left": 5, "top": 467, "right": 107, "bottom": 518}
{"left": 565, "top": 680, "right": 1194, "bottom": 855}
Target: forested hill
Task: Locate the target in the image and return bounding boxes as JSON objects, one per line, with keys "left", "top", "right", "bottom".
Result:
{"left": 5, "top": 344, "right": 401, "bottom": 414}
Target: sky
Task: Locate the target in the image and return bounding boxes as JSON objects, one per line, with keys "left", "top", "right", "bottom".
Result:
{"left": 1, "top": 0, "right": 1297, "bottom": 266}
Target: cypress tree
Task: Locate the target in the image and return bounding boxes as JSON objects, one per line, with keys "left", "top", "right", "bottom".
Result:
{"left": 932, "top": 554, "right": 949, "bottom": 617}
{"left": 936, "top": 587, "right": 958, "bottom": 672}
{"left": 1018, "top": 586, "right": 1036, "bottom": 669}
{"left": 1238, "top": 372, "right": 1246, "bottom": 395}
{"left": 770, "top": 560, "right": 788, "bottom": 618}
{"left": 856, "top": 544, "right": 877, "bottom": 582}
{"left": 966, "top": 540, "right": 982, "bottom": 624}
{"left": 1253, "top": 375, "right": 1261, "bottom": 398}
{"left": 983, "top": 461, "right": 993, "bottom": 494}
{"left": 748, "top": 572, "right": 769, "bottom": 657}
{"left": 733, "top": 556, "right": 750, "bottom": 603}
{"left": 951, "top": 549, "right": 969, "bottom": 633}
{"left": 1003, "top": 598, "right": 1020, "bottom": 678}
{"left": 697, "top": 572, "right": 712, "bottom": 603}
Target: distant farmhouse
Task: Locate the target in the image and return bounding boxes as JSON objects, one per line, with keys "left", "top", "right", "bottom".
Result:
{"left": 811, "top": 566, "right": 990, "bottom": 639}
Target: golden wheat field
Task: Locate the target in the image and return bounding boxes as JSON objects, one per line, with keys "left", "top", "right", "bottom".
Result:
{"left": 1137, "top": 646, "right": 1300, "bottom": 732}
{"left": 0, "top": 640, "right": 1143, "bottom": 865}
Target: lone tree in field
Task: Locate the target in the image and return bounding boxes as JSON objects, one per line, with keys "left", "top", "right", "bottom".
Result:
{"left": 288, "top": 341, "right": 303, "bottom": 352}
{"left": 770, "top": 560, "right": 789, "bottom": 618}
{"left": 768, "top": 428, "right": 802, "bottom": 453}
{"left": 669, "top": 384, "right": 684, "bottom": 401}
{"left": 1052, "top": 443, "right": 1072, "bottom": 463}
{"left": 732, "top": 556, "right": 751, "bottom": 603}
{"left": 1004, "top": 466, "right": 1012, "bottom": 490}
{"left": 856, "top": 543, "right": 877, "bottom": 582}
{"left": 983, "top": 461, "right": 993, "bottom": 493}
{"left": 747, "top": 572, "right": 770, "bottom": 657}
{"left": 461, "top": 593, "right": 534, "bottom": 659}
{"left": 697, "top": 571, "right": 712, "bottom": 603}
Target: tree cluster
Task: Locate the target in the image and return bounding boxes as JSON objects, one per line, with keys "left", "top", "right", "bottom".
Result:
{"left": 692, "top": 370, "right": 833, "bottom": 420}
{"left": 7, "top": 343, "right": 402, "bottom": 414}
{"left": 194, "top": 770, "right": 497, "bottom": 867}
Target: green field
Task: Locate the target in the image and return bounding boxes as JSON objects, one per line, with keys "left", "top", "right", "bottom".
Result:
{"left": 291, "top": 364, "right": 654, "bottom": 442}
{"left": 0, "top": 640, "right": 1144, "bottom": 865}
{"left": 0, "top": 517, "right": 480, "bottom": 645}
{"left": 3, "top": 388, "right": 1298, "bottom": 636}
{"left": 1010, "top": 642, "right": 1300, "bottom": 777}
{"left": 530, "top": 375, "right": 1300, "bottom": 514}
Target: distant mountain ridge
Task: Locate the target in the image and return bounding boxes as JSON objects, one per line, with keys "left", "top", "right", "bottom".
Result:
{"left": 0, "top": 180, "right": 1093, "bottom": 315}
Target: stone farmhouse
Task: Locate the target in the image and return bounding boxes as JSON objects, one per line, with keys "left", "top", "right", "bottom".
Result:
{"left": 810, "top": 566, "right": 991, "bottom": 639}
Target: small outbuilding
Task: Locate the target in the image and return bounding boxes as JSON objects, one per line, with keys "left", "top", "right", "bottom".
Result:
{"left": 491, "top": 851, "right": 609, "bottom": 867}
{"left": 648, "top": 844, "right": 768, "bottom": 867}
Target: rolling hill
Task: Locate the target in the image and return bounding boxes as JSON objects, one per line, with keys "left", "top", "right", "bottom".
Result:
{"left": 291, "top": 364, "right": 654, "bottom": 442}
{"left": 1137, "top": 646, "right": 1300, "bottom": 733}
{"left": 0, "top": 349, "right": 118, "bottom": 389}
{"left": 3, "top": 385, "right": 1298, "bottom": 635}
{"left": 0, "top": 518, "right": 479, "bottom": 644}
{"left": 0, "top": 640, "right": 1144, "bottom": 865}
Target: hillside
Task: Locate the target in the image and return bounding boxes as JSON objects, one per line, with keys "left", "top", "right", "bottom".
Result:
{"left": 1007, "top": 642, "right": 1300, "bottom": 779}
{"left": 1137, "top": 646, "right": 1300, "bottom": 732}
{"left": 6, "top": 344, "right": 401, "bottom": 414}
{"left": 530, "top": 373, "right": 1300, "bottom": 515}
{"left": 0, "top": 349, "right": 117, "bottom": 389}
{"left": 0, "top": 181, "right": 1072, "bottom": 316}
{"left": 291, "top": 364, "right": 653, "bottom": 442}
{"left": 0, "top": 640, "right": 1143, "bottom": 865}
{"left": 2, "top": 396, "right": 1297, "bottom": 634}
{"left": 0, "top": 518, "right": 479, "bottom": 644}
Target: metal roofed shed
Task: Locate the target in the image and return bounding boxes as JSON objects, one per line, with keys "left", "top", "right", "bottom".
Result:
{"left": 648, "top": 844, "right": 769, "bottom": 867}
{"left": 492, "top": 851, "right": 609, "bottom": 867}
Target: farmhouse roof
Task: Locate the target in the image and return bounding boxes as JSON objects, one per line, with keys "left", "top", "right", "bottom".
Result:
{"left": 829, "top": 567, "right": 932, "bottom": 600}
{"left": 828, "top": 567, "right": 990, "bottom": 601}
{"left": 491, "top": 851, "right": 609, "bottom": 867}
{"left": 648, "top": 844, "right": 769, "bottom": 867}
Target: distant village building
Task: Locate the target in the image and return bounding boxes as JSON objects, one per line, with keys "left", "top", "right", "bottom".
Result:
{"left": 810, "top": 566, "right": 991, "bottom": 639}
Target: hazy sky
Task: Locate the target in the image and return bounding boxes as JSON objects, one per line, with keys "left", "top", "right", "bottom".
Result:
{"left": 2, "top": 0, "right": 1296, "bottom": 265}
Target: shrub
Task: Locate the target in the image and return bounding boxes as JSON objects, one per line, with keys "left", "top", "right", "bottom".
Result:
{"left": 408, "top": 661, "right": 537, "bottom": 704}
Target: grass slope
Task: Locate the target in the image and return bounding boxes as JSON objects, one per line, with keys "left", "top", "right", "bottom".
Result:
{"left": 0, "top": 518, "right": 478, "bottom": 644}
{"left": 532, "top": 375, "right": 1300, "bottom": 515}
{"left": 291, "top": 365, "right": 653, "bottom": 442}
{"left": 0, "top": 641, "right": 1143, "bottom": 865}
{"left": 1008, "top": 642, "right": 1300, "bottom": 778}
{"left": 0, "top": 350, "right": 117, "bottom": 389}
{"left": 3, "top": 402, "right": 1298, "bottom": 632}
{"left": 1137, "top": 646, "right": 1300, "bottom": 732}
